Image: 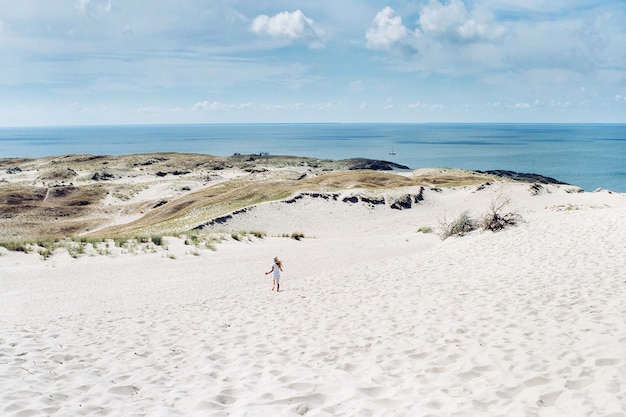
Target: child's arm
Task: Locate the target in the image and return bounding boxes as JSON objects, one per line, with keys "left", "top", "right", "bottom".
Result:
{"left": 265, "top": 266, "right": 274, "bottom": 275}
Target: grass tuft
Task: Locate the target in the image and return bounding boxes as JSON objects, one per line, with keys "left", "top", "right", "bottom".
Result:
{"left": 437, "top": 210, "right": 477, "bottom": 240}
{"left": 479, "top": 196, "right": 522, "bottom": 232}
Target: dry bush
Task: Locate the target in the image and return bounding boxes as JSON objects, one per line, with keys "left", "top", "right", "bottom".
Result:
{"left": 480, "top": 196, "right": 522, "bottom": 232}
{"left": 436, "top": 210, "right": 477, "bottom": 240}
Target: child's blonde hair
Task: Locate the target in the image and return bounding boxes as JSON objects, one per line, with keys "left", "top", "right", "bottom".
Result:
{"left": 274, "top": 257, "right": 283, "bottom": 268}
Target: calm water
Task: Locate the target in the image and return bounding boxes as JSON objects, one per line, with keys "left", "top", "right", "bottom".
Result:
{"left": 1, "top": 123, "right": 625, "bottom": 192}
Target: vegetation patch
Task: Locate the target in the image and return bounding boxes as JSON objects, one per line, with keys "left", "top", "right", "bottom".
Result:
{"left": 436, "top": 196, "right": 523, "bottom": 240}
{"left": 479, "top": 196, "right": 522, "bottom": 232}
{"left": 437, "top": 210, "right": 477, "bottom": 240}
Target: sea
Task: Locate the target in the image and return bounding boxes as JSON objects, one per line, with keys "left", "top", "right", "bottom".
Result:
{"left": 1, "top": 123, "right": 625, "bottom": 192}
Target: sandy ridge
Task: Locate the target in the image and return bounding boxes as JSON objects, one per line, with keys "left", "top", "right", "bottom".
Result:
{"left": 1, "top": 153, "right": 569, "bottom": 241}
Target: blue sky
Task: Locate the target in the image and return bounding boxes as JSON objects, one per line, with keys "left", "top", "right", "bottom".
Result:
{"left": 1, "top": 0, "right": 625, "bottom": 126}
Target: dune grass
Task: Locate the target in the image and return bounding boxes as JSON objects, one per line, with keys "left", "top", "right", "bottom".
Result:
{"left": 2, "top": 155, "right": 503, "bottom": 244}
{"left": 86, "top": 169, "right": 500, "bottom": 239}
{"left": 0, "top": 228, "right": 270, "bottom": 260}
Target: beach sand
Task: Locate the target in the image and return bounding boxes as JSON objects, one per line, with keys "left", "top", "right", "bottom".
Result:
{"left": 1, "top": 159, "right": 626, "bottom": 416}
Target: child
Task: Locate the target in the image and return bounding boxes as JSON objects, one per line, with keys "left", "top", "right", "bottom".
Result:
{"left": 265, "top": 257, "right": 283, "bottom": 292}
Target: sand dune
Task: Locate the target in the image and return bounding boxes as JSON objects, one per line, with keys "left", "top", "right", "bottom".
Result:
{"left": 2, "top": 155, "right": 626, "bottom": 416}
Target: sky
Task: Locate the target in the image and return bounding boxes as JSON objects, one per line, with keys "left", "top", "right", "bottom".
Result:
{"left": 1, "top": 0, "right": 625, "bottom": 126}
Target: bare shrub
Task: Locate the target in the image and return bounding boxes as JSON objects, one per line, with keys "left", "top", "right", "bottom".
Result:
{"left": 480, "top": 196, "right": 522, "bottom": 232}
{"left": 250, "top": 230, "right": 266, "bottom": 239}
{"left": 436, "top": 210, "right": 477, "bottom": 240}
{"left": 528, "top": 183, "right": 545, "bottom": 196}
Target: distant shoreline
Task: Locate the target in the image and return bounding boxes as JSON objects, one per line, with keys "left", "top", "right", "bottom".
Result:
{"left": 3, "top": 121, "right": 626, "bottom": 129}
{"left": 1, "top": 123, "right": 624, "bottom": 192}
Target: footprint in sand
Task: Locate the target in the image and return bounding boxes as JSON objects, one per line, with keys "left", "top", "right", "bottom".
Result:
{"left": 358, "top": 386, "right": 396, "bottom": 398}
{"left": 108, "top": 385, "right": 139, "bottom": 395}
{"left": 537, "top": 390, "right": 562, "bottom": 407}
{"left": 524, "top": 376, "right": 551, "bottom": 387}
{"left": 214, "top": 394, "right": 236, "bottom": 405}
{"left": 425, "top": 366, "right": 447, "bottom": 374}
{"left": 595, "top": 358, "right": 620, "bottom": 366}
{"left": 292, "top": 403, "right": 310, "bottom": 415}
{"left": 49, "top": 354, "right": 74, "bottom": 364}
{"left": 565, "top": 378, "right": 594, "bottom": 390}
{"left": 495, "top": 391, "right": 512, "bottom": 399}
{"left": 286, "top": 382, "right": 317, "bottom": 392}
{"left": 408, "top": 352, "right": 429, "bottom": 360}
{"left": 339, "top": 362, "right": 359, "bottom": 372}
{"left": 442, "top": 386, "right": 469, "bottom": 398}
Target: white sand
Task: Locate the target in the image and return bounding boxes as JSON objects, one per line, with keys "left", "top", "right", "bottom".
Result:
{"left": 1, "top": 182, "right": 626, "bottom": 416}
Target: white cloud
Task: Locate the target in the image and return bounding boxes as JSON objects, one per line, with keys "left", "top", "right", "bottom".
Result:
{"left": 251, "top": 10, "right": 324, "bottom": 48}
{"left": 365, "top": 7, "right": 416, "bottom": 52}
{"left": 408, "top": 102, "right": 443, "bottom": 110}
{"left": 365, "top": 1, "right": 506, "bottom": 53}
{"left": 418, "top": 0, "right": 506, "bottom": 43}
{"left": 138, "top": 106, "right": 162, "bottom": 114}
{"left": 75, "top": 0, "right": 112, "bottom": 17}
{"left": 193, "top": 101, "right": 234, "bottom": 111}
{"left": 193, "top": 101, "right": 256, "bottom": 111}
{"left": 550, "top": 100, "right": 571, "bottom": 108}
